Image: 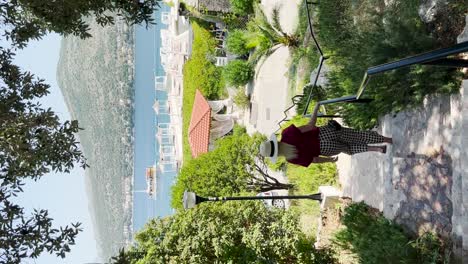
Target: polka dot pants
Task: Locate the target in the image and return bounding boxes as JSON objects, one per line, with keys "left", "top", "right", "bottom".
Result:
{"left": 319, "top": 124, "right": 386, "bottom": 156}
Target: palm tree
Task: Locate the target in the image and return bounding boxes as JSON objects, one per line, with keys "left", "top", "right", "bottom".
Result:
{"left": 247, "top": 4, "right": 300, "bottom": 66}
{"left": 255, "top": 5, "right": 299, "bottom": 47}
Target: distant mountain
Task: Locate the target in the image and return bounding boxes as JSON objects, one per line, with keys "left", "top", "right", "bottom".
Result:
{"left": 57, "top": 15, "right": 135, "bottom": 260}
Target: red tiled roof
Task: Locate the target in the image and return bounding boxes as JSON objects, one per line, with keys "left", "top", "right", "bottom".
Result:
{"left": 188, "top": 89, "right": 211, "bottom": 158}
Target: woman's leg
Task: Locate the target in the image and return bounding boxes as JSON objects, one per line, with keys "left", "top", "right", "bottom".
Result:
{"left": 320, "top": 142, "right": 387, "bottom": 156}
{"left": 349, "top": 144, "right": 387, "bottom": 154}
{"left": 318, "top": 125, "right": 338, "bottom": 142}
{"left": 368, "top": 145, "right": 387, "bottom": 153}
{"left": 339, "top": 127, "right": 392, "bottom": 145}
{"left": 319, "top": 140, "right": 349, "bottom": 156}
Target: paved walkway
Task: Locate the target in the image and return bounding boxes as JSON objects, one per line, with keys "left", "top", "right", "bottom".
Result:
{"left": 337, "top": 19, "right": 468, "bottom": 261}
{"left": 245, "top": 46, "right": 290, "bottom": 135}
{"left": 244, "top": 0, "right": 302, "bottom": 135}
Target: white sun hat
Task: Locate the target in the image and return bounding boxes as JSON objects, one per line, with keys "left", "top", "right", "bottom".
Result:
{"left": 259, "top": 133, "right": 278, "bottom": 163}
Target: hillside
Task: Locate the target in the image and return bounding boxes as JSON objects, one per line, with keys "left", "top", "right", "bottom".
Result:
{"left": 57, "top": 15, "right": 135, "bottom": 260}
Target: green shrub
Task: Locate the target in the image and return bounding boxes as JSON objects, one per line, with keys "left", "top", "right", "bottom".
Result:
{"left": 184, "top": 22, "right": 224, "bottom": 99}
{"left": 122, "top": 201, "right": 337, "bottom": 263}
{"left": 309, "top": 247, "right": 338, "bottom": 264}
{"left": 232, "top": 123, "right": 247, "bottom": 135}
{"left": 295, "top": 0, "right": 311, "bottom": 40}
{"left": 233, "top": 88, "right": 250, "bottom": 109}
{"left": 226, "top": 30, "right": 250, "bottom": 56}
{"left": 334, "top": 202, "right": 446, "bottom": 264}
{"left": 229, "top": 0, "right": 254, "bottom": 15}
{"left": 316, "top": 0, "right": 462, "bottom": 129}
{"left": 223, "top": 60, "right": 254, "bottom": 87}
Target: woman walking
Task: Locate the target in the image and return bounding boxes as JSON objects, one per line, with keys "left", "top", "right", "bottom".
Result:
{"left": 259, "top": 104, "right": 392, "bottom": 167}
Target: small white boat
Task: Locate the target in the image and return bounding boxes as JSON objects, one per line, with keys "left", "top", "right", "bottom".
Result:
{"left": 145, "top": 166, "right": 157, "bottom": 198}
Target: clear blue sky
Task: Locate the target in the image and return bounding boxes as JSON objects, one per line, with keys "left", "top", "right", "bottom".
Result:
{"left": 13, "top": 34, "right": 100, "bottom": 264}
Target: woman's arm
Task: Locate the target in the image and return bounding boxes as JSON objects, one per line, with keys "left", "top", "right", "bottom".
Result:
{"left": 308, "top": 103, "right": 321, "bottom": 127}
{"left": 297, "top": 103, "right": 321, "bottom": 133}
{"left": 312, "top": 156, "right": 338, "bottom": 163}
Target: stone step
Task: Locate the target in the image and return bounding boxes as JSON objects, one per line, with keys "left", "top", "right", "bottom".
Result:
{"left": 453, "top": 19, "right": 468, "bottom": 262}
{"left": 457, "top": 78, "right": 468, "bottom": 263}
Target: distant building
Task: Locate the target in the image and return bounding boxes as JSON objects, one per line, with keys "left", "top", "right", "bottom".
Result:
{"left": 184, "top": 0, "right": 232, "bottom": 13}
{"left": 188, "top": 90, "right": 236, "bottom": 157}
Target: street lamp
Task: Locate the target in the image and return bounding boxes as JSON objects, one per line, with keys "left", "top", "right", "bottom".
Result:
{"left": 182, "top": 190, "right": 322, "bottom": 209}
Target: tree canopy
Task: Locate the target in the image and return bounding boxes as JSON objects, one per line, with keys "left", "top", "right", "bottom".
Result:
{"left": 171, "top": 126, "right": 293, "bottom": 209}
{"left": 110, "top": 202, "right": 334, "bottom": 264}
{"left": 0, "top": 1, "right": 162, "bottom": 262}
{"left": 0, "top": 48, "right": 86, "bottom": 263}
{"left": 0, "top": 0, "right": 161, "bottom": 48}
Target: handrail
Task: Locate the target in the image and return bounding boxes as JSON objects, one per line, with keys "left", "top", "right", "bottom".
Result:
{"left": 275, "top": 0, "right": 326, "bottom": 132}
{"left": 275, "top": 0, "right": 468, "bottom": 132}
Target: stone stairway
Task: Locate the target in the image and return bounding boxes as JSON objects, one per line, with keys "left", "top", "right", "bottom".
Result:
{"left": 336, "top": 79, "right": 468, "bottom": 262}
{"left": 455, "top": 18, "right": 468, "bottom": 262}
{"left": 453, "top": 78, "right": 468, "bottom": 262}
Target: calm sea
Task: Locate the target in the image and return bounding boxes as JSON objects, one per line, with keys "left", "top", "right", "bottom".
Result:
{"left": 132, "top": 4, "right": 176, "bottom": 232}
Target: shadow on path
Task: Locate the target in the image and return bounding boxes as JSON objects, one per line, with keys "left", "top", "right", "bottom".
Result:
{"left": 394, "top": 150, "right": 453, "bottom": 239}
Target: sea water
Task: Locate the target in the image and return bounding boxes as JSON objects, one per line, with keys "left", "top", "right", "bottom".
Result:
{"left": 132, "top": 4, "right": 176, "bottom": 232}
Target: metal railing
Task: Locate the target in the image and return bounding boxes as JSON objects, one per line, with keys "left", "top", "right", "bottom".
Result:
{"left": 276, "top": 0, "right": 468, "bottom": 131}
{"left": 275, "top": 0, "right": 328, "bottom": 131}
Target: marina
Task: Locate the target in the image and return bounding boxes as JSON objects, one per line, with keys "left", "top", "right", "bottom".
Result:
{"left": 132, "top": 2, "right": 191, "bottom": 232}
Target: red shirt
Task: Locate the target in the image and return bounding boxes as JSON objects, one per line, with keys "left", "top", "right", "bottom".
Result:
{"left": 280, "top": 124, "right": 320, "bottom": 167}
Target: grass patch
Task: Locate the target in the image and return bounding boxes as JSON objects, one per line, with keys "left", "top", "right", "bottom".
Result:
{"left": 315, "top": 0, "right": 462, "bottom": 129}
{"left": 182, "top": 21, "right": 225, "bottom": 162}
{"left": 287, "top": 160, "right": 337, "bottom": 236}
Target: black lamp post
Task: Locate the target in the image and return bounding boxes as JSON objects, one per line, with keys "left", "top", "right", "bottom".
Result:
{"left": 182, "top": 190, "right": 322, "bottom": 209}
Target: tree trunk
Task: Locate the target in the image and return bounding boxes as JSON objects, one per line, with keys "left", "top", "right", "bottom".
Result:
{"left": 258, "top": 182, "right": 295, "bottom": 192}
{"left": 181, "top": 11, "right": 224, "bottom": 24}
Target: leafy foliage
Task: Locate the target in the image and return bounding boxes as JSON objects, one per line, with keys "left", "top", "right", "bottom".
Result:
{"left": 410, "top": 232, "right": 447, "bottom": 264}
{"left": 223, "top": 60, "right": 254, "bottom": 87}
{"left": 0, "top": 184, "right": 82, "bottom": 263}
{"left": 0, "top": 48, "right": 87, "bottom": 187}
{"left": 0, "top": 1, "right": 164, "bottom": 262}
{"left": 289, "top": 44, "right": 321, "bottom": 94}
{"left": 233, "top": 88, "right": 250, "bottom": 109}
{"left": 172, "top": 127, "right": 293, "bottom": 209}
{"left": 0, "top": 49, "right": 86, "bottom": 263}
{"left": 315, "top": 0, "right": 462, "bottom": 129}
{"left": 334, "top": 202, "right": 446, "bottom": 264}
{"left": 241, "top": 4, "right": 300, "bottom": 66}
{"left": 296, "top": 84, "right": 327, "bottom": 115}
{"left": 226, "top": 30, "right": 250, "bottom": 56}
{"left": 229, "top": 0, "right": 255, "bottom": 15}
{"left": 183, "top": 22, "right": 224, "bottom": 99}
{"left": 0, "top": 0, "right": 161, "bottom": 48}
{"left": 111, "top": 202, "right": 336, "bottom": 264}
{"left": 252, "top": 4, "right": 299, "bottom": 48}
